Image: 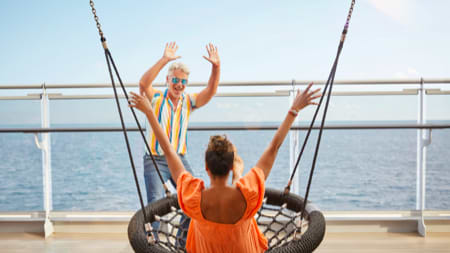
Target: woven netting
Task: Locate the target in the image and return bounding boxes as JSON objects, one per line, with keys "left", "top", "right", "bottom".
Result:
{"left": 128, "top": 188, "right": 326, "bottom": 253}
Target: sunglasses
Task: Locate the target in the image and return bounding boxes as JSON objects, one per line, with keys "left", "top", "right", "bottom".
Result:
{"left": 171, "top": 77, "right": 188, "bottom": 85}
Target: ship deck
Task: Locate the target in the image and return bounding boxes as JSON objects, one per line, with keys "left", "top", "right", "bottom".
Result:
{"left": 2, "top": 231, "right": 449, "bottom": 252}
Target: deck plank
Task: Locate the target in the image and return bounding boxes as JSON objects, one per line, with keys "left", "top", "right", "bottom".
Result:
{"left": 1, "top": 232, "right": 449, "bottom": 252}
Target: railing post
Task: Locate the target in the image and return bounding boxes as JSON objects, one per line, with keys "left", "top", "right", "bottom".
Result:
{"left": 34, "top": 83, "right": 54, "bottom": 238}
{"left": 289, "top": 80, "right": 300, "bottom": 194}
{"left": 416, "top": 78, "right": 428, "bottom": 236}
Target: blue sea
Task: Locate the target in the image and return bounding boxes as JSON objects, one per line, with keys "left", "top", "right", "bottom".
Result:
{"left": 1, "top": 121, "right": 449, "bottom": 212}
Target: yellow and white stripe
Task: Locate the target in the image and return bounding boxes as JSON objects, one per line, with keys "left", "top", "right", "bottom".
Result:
{"left": 146, "top": 89, "right": 197, "bottom": 156}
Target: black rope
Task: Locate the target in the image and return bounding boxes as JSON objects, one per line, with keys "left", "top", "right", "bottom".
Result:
{"left": 284, "top": 60, "right": 337, "bottom": 194}
{"left": 284, "top": 0, "right": 356, "bottom": 229}
{"left": 106, "top": 49, "right": 171, "bottom": 197}
{"left": 89, "top": 0, "right": 172, "bottom": 243}
{"left": 285, "top": 0, "right": 355, "bottom": 192}
{"left": 89, "top": 0, "right": 169, "bottom": 197}
{"left": 104, "top": 49, "right": 149, "bottom": 222}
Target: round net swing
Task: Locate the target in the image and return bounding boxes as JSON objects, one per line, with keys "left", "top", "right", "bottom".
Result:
{"left": 128, "top": 188, "right": 326, "bottom": 253}
{"left": 88, "top": 0, "right": 355, "bottom": 252}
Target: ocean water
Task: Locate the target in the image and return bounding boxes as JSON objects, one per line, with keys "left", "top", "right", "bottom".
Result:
{"left": 0, "top": 122, "right": 449, "bottom": 212}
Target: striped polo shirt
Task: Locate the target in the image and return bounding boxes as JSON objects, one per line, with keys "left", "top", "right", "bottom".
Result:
{"left": 146, "top": 89, "right": 197, "bottom": 156}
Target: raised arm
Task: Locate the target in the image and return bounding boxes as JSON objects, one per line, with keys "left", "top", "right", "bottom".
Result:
{"left": 129, "top": 92, "right": 186, "bottom": 182}
{"left": 231, "top": 145, "right": 244, "bottom": 185}
{"left": 139, "top": 42, "right": 181, "bottom": 100}
{"left": 195, "top": 43, "right": 221, "bottom": 108}
{"left": 256, "top": 83, "right": 321, "bottom": 180}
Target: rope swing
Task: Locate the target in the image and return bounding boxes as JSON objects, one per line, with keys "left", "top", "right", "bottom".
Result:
{"left": 89, "top": 0, "right": 356, "bottom": 252}
{"left": 90, "top": 0, "right": 171, "bottom": 244}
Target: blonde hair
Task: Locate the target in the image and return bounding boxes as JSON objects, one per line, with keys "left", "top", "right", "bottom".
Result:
{"left": 168, "top": 62, "right": 190, "bottom": 76}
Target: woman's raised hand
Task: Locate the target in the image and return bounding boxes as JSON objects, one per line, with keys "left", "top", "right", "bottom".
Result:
{"left": 291, "top": 82, "right": 321, "bottom": 112}
{"left": 231, "top": 145, "right": 244, "bottom": 184}
{"left": 129, "top": 92, "right": 152, "bottom": 113}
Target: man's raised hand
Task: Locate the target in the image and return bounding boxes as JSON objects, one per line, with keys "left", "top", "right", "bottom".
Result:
{"left": 203, "top": 43, "right": 220, "bottom": 67}
{"left": 163, "top": 42, "right": 181, "bottom": 61}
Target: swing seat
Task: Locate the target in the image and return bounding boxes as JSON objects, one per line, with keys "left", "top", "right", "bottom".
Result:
{"left": 128, "top": 188, "right": 325, "bottom": 253}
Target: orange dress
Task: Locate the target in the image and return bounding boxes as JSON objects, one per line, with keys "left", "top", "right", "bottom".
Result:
{"left": 177, "top": 167, "right": 268, "bottom": 253}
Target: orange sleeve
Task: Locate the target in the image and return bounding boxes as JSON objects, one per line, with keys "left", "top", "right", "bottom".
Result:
{"left": 236, "top": 167, "right": 266, "bottom": 219}
{"left": 177, "top": 171, "right": 204, "bottom": 219}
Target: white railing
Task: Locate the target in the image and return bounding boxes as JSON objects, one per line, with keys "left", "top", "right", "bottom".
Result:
{"left": 1, "top": 78, "right": 449, "bottom": 237}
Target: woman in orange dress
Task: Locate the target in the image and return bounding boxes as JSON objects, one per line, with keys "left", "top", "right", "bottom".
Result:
{"left": 129, "top": 82, "right": 320, "bottom": 253}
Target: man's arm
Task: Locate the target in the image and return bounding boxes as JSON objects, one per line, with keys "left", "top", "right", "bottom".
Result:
{"left": 139, "top": 42, "right": 181, "bottom": 101}
{"left": 195, "top": 43, "right": 221, "bottom": 108}
{"left": 129, "top": 92, "right": 186, "bottom": 183}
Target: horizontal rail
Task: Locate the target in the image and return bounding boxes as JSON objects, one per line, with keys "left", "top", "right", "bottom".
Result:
{"left": 1, "top": 124, "right": 449, "bottom": 133}
{"left": 1, "top": 78, "right": 450, "bottom": 90}
{"left": 0, "top": 89, "right": 449, "bottom": 101}
{"left": 1, "top": 210, "right": 449, "bottom": 222}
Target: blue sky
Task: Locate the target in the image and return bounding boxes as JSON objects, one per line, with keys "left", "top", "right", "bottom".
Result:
{"left": 0, "top": 0, "right": 449, "bottom": 124}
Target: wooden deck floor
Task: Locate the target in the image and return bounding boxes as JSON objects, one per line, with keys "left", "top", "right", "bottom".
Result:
{"left": 1, "top": 232, "right": 449, "bottom": 252}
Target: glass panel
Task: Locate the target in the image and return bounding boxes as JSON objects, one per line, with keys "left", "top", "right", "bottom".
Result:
{"left": 188, "top": 96, "right": 291, "bottom": 192}
{"left": 426, "top": 129, "right": 450, "bottom": 210}
{"left": 50, "top": 98, "right": 145, "bottom": 126}
{"left": 425, "top": 94, "right": 450, "bottom": 210}
{"left": 427, "top": 94, "right": 450, "bottom": 121}
{"left": 51, "top": 131, "right": 146, "bottom": 211}
{"left": 316, "top": 95, "right": 418, "bottom": 122}
{"left": 50, "top": 98, "right": 146, "bottom": 211}
{"left": 49, "top": 96, "right": 289, "bottom": 211}
{"left": 3, "top": 89, "right": 450, "bottom": 213}
{"left": 0, "top": 100, "right": 41, "bottom": 127}
{"left": 190, "top": 96, "right": 290, "bottom": 123}
{"left": 0, "top": 100, "right": 43, "bottom": 211}
{"left": 299, "top": 129, "right": 417, "bottom": 211}
{"left": 187, "top": 130, "right": 289, "bottom": 188}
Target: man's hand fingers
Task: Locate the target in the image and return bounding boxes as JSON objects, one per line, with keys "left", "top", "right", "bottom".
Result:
{"left": 206, "top": 43, "right": 217, "bottom": 54}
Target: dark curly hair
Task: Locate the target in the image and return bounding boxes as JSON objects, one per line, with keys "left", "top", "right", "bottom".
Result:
{"left": 205, "top": 135, "right": 234, "bottom": 177}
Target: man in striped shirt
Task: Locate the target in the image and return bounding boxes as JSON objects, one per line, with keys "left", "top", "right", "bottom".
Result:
{"left": 139, "top": 42, "right": 220, "bottom": 241}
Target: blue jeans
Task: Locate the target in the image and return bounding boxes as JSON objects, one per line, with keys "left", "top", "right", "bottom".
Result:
{"left": 143, "top": 154, "right": 192, "bottom": 247}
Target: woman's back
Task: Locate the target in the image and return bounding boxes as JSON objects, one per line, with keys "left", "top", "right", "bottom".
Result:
{"left": 177, "top": 167, "right": 268, "bottom": 253}
{"left": 201, "top": 186, "right": 247, "bottom": 224}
